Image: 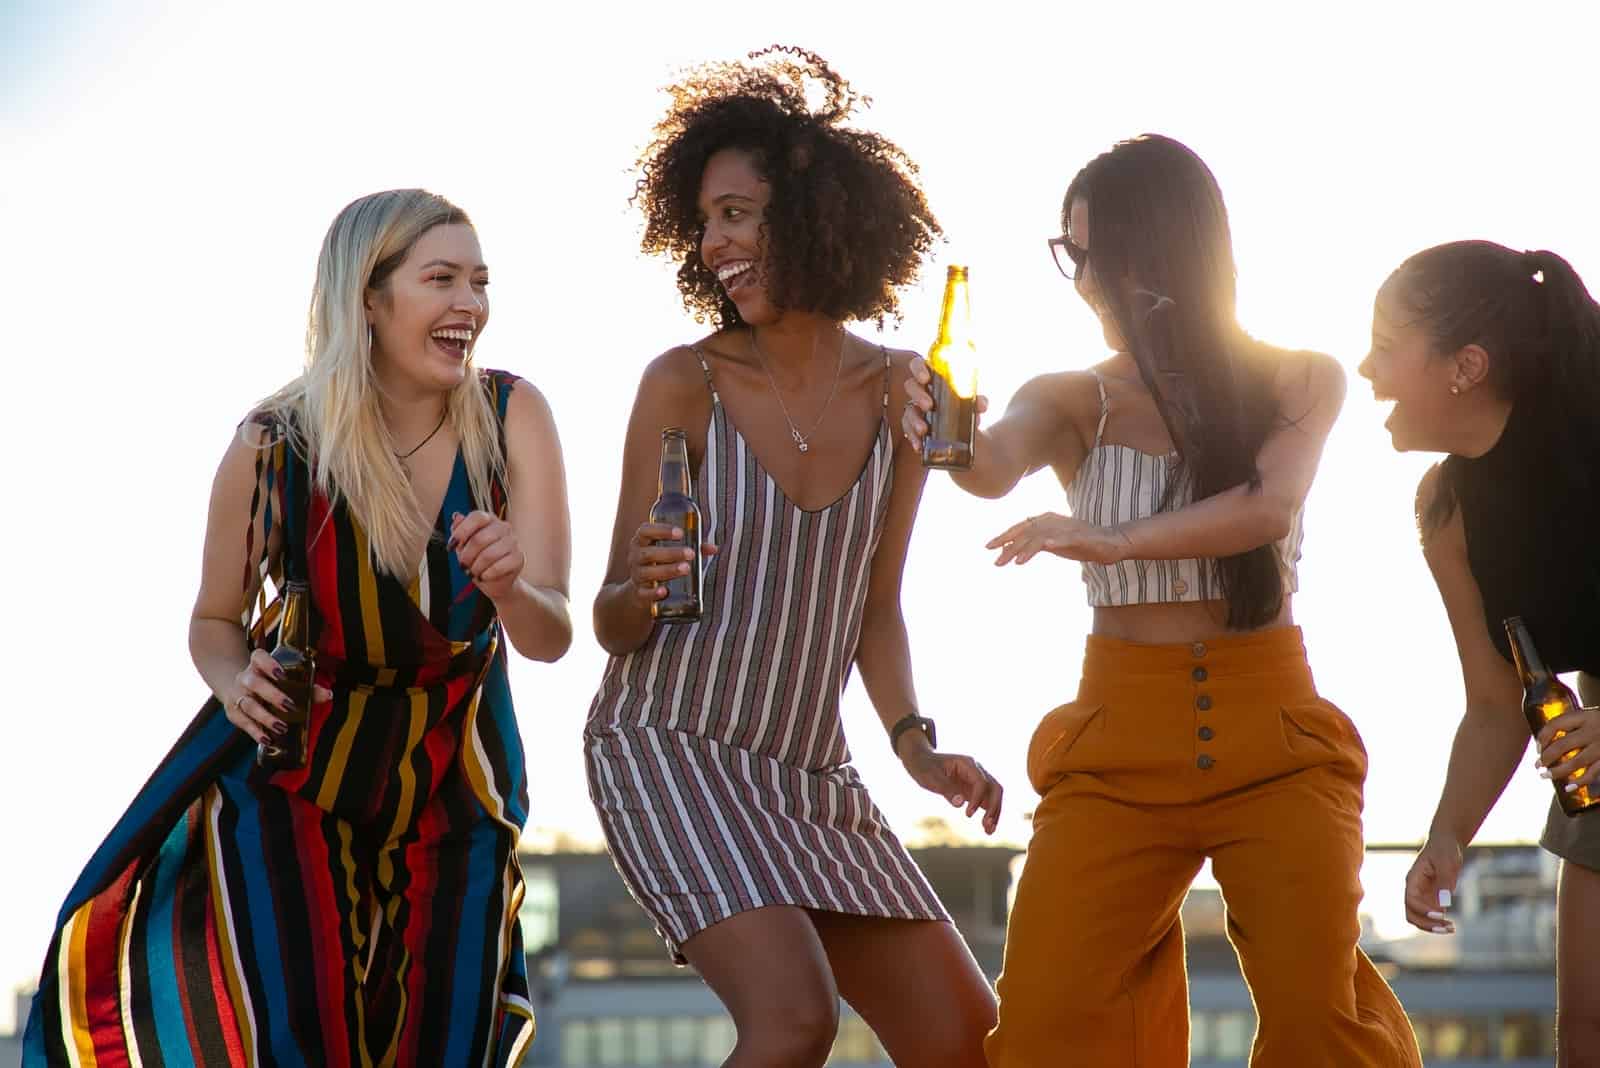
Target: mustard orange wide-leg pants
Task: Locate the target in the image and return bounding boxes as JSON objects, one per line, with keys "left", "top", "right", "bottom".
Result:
{"left": 985, "top": 627, "right": 1421, "bottom": 1067}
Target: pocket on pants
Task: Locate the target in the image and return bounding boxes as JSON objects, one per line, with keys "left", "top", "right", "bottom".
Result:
{"left": 1279, "top": 698, "right": 1368, "bottom": 782}
{"left": 1026, "top": 701, "right": 1105, "bottom": 795}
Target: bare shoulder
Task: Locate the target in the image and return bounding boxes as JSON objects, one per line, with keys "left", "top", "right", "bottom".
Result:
{"left": 1275, "top": 348, "right": 1347, "bottom": 403}
{"left": 505, "top": 377, "right": 556, "bottom": 429}
{"left": 636, "top": 343, "right": 719, "bottom": 406}
{"left": 1416, "top": 462, "right": 1465, "bottom": 563}
{"left": 214, "top": 418, "right": 269, "bottom": 486}
{"left": 1026, "top": 368, "right": 1107, "bottom": 444}
{"left": 878, "top": 343, "right": 923, "bottom": 407}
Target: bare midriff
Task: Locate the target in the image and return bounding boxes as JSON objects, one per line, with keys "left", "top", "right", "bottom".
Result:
{"left": 1090, "top": 598, "right": 1296, "bottom": 645}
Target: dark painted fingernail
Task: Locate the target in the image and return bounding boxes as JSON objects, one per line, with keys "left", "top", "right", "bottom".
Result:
{"left": 451, "top": 511, "right": 464, "bottom": 524}
{"left": 271, "top": 721, "right": 288, "bottom": 735}
{"left": 271, "top": 665, "right": 285, "bottom": 679}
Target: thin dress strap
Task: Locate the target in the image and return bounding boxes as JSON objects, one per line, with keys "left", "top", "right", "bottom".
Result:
{"left": 689, "top": 344, "right": 720, "bottom": 403}
{"left": 880, "top": 345, "right": 891, "bottom": 410}
{"left": 1090, "top": 370, "right": 1110, "bottom": 447}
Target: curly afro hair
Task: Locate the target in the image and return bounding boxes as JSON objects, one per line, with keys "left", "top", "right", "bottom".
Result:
{"left": 634, "top": 45, "right": 942, "bottom": 327}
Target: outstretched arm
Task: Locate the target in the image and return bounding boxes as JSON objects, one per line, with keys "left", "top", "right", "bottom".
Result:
{"left": 988, "top": 351, "right": 1345, "bottom": 566}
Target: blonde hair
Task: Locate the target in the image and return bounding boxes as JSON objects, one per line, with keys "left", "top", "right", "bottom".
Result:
{"left": 259, "top": 189, "right": 506, "bottom": 577}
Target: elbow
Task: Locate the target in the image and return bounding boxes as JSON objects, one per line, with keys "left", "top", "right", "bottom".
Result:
{"left": 1256, "top": 490, "right": 1297, "bottom": 544}
{"left": 527, "top": 621, "right": 574, "bottom": 664}
{"left": 511, "top": 591, "right": 575, "bottom": 663}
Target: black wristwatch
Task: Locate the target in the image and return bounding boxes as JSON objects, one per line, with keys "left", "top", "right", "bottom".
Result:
{"left": 890, "top": 714, "right": 937, "bottom": 758}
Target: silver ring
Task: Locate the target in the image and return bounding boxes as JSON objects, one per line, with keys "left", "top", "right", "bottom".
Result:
{"left": 233, "top": 694, "right": 249, "bottom": 715}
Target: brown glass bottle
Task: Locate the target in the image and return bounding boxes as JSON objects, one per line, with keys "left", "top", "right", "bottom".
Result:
{"left": 1505, "top": 616, "right": 1599, "bottom": 816}
{"left": 921, "top": 265, "right": 979, "bottom": 470}
{"left": 650, "top": 428, "right": 702, "bottom": 623}
{"left": 257, "top": 580, "right": 315, "bottom": 771}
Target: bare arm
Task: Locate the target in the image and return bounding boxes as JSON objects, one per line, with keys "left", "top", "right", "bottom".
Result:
{"left": 987, "top": 352, "right": 1346, "bottom": 567}
{"left": 863, "top": 353, "right": 1002, "bottom": 831}
{"left": 1419, "top": 468, "right": 1530, "bottom": 848}
{"left": 1116, "top": 350, "right": 1346, "bottom": 560}
{"left": 189, "top": 429, "right": 313, "bottom": 746}
{"left": 465, "top": 380, "right": 573, "bottom": 662}
{"left": 902, "top": 364, "right": 1090, "bottom": 499}
{"left": 592, "top": 350, "right": 717, "bottom": 656}
{"left": 1403, "top": 464, "right": 1531, "bottom": 931}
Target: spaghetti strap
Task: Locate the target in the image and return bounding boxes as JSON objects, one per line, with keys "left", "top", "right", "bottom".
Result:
{"left": 1090, "top": 370, "right": 1110, "bottom": 447}
{"left": 689, "top": 344, "right": 720, "bottom": 403}
{"left": 880, "top": 345, "right": 891, "bottom": 410}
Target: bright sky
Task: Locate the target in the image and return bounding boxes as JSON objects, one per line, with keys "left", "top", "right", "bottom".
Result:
{"left": 3, "top": 0, "right": 1596, "bottom": 1034}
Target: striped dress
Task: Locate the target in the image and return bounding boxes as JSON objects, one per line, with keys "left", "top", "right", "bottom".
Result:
{"left": 584, "top": 350, "right": 947, "bottom": 962}
{"left": 25, "top": 370, "right": 536, "bottom": 1067}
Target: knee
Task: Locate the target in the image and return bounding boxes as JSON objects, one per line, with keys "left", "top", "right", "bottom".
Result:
{"left": 733, "top": 993, "right": 839, "bottom": 1066}
{"left": 902, "top": 1001, "right": 995, "bottom": 1068}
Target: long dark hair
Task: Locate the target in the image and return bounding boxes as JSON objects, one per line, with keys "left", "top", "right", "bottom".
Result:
{"left": 1065, "top": 135, "right": 1287, "bottom": 629}
{"left": 1386, "top": 240, "right": 1600, "bottom": 533}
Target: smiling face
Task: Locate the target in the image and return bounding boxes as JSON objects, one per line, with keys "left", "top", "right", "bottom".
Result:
{"left": 1067, "top": 197, "right": 1128, "bottom": 352}
{"left": 697, "top": 147, "right": 778, "bottom": 325}
{"left": 366, "top": 222, "right": 488, "bottom": 394}
{"left": 1358, "top": 285, "right": 1463, "bottom": 452}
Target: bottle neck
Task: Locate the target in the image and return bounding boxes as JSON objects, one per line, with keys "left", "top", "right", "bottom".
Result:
{"left": 1505, "top": 616, "right": 1550, "bottom": 684}
{"left": 279, "top": 583, "right": 310, "bottom": 650}
{"left": 659, "top": 435, "right": 691, "bottom": 496}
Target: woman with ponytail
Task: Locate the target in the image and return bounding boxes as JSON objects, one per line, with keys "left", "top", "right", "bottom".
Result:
{"left": 24, "top": 189, "right": 572, "bottom": 1066}
{"left": 1361, "top": 240, "right": 1600, "bottom": 1063}
{"left": 904, "top": 134, "right": 1420, "bottom": 1065}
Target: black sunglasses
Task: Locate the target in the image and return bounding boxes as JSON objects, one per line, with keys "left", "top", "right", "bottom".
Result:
{"left": 1047, "top": 235, "right": 1087, "bottom": 281}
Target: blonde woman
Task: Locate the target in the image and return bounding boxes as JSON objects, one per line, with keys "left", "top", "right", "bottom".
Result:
{"left": 25, "top": 189, "right": 572, "bottom": 1066}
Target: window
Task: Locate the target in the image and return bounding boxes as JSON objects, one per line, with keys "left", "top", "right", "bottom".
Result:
{"left": 595, "top": 1018, "right": 627, "bottom": 1066}
{"left": 1189, "top": 1011, "right": 1211, "bottom": 1058}
{"left": 518, "top": 865, "right": 559, "bottom": 953}
{"left": 699, "top": 1015, "right": 736, "bottom": 1063}
{"left": 1412, "top": 1015, "right": 1490, "bottom": 1060}
{"left": 1213, "top": 1012, "right": 1252, "bottom": 1060}
{"left": 828, "top": 1015, "right": 886, "bottom": 1063}
{"left": 561, "top": 1020, "right": 592, "bottom": 1067}
{"left": 1498, "top": 1012, "right": 1554, "bottom": 1058}
{"left": 663, "top": 1017, "right": 699, "bottom": 1064}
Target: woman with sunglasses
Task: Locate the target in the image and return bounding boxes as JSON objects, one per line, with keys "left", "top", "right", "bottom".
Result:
{"left": 904, "top": 134, "right": 1420, "bottom": 1065}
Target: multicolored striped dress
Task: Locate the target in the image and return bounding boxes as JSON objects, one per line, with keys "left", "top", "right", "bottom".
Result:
{"left": 25, "top": 370, "right": 536, "bottom": 1067}
{"left": 584, "top": 349, "right": 947, "bottom": 962}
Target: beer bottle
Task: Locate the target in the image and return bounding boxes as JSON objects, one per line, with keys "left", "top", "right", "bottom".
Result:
{"left": 921, "top": 265, "right": 979, "bottom": 470}
{"left": 650, "top": 427, "right": 702, "bottom": 623}
{"left": 257, "top": 580, "right": 315, "bottom": 771}
{"left": 1505, "top": 616, "right": 1599, "bottom": 816}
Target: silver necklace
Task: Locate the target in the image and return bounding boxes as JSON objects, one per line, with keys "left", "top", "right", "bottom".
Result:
{"left": 748, "top": 326, "right": 846, "bottom": 454}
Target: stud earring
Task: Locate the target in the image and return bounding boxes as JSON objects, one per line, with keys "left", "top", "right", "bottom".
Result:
{"left": 1449, "top": 383, "right": 1461, "bottom": 396}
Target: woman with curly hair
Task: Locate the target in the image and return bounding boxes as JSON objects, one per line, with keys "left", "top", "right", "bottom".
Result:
{"left": 1360, "top": 240, "right": 1600, "bottom": 1063}
{"left": 904, "top": 135, "right": 1421, "bottom": 1065}
{"left": 25, "top": 190, "right": 572, "bottom": 1066}
{"left": 585, "top": 47, "right": 1000, "bottom": 1067}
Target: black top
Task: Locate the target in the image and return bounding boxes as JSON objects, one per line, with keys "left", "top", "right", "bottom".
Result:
{"left": 1444, "top": 392, "right": 1600, "bottom": 674}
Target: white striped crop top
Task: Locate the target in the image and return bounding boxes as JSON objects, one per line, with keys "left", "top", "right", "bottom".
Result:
{"left": 1064, "top": 372, "right": 1304, "bottom": 607}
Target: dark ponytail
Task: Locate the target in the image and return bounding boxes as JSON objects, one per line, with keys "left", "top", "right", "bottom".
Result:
{"left": 1389, "top": 241, "right": 1600, "bottom": 533}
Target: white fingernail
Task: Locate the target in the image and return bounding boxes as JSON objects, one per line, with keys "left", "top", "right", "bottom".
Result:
{"left": 1539, "top": 769, "right": 1553, "bottom": 780}
{"left": 1567, "top": 783, "right": 1580, "bottom": 793}
{"left": 1431, "top": 925, "right": 1451, "bottom": 935}
{"left": 1438, "top": 889, "right": 1452, "bottom": 909}
{"left": 1426, "top": 911, "right": 1444, "bottom": 921}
